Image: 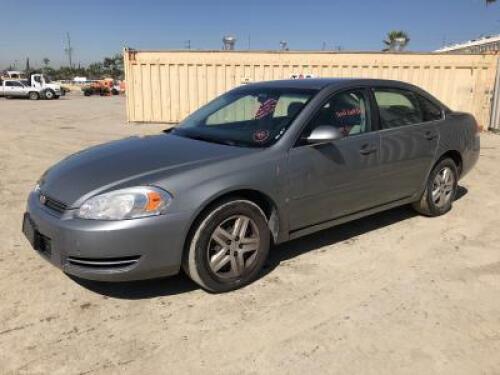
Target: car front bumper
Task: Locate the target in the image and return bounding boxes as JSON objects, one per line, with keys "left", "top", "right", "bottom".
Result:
{"left": 23, "top": 191, "right": 191, "bottom": 282}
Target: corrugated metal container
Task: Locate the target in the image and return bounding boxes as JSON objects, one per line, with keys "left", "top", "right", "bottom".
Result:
{"left": 124, "top": 49, "right": 498, "bottom": 129}
{"left": 490, "top": 57, "right": 500, "bottom": 131}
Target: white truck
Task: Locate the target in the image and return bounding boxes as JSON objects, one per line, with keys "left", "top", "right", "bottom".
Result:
{"left": 24, "top": 73, "right": 64, "bottom": 99}
{"left": 0, "top": 79, "right": 43, "bottom": 100}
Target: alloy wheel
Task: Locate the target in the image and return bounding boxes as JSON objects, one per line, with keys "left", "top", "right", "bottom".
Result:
{"left": 432, "top": 167, "right": 455, "bottom": 208}
{"left": 207, "top": 215, "right": 260, "bottom": 279}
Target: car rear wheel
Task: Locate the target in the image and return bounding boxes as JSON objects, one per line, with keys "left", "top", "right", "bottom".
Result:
{"left": 29, "top": 92, "right": 39, "bottom": 100}
{"left": 412, "top": 158, "right": 458, "bottom": 217}
{"left": 183, "top": 199, "right": 270, "bottom": 293}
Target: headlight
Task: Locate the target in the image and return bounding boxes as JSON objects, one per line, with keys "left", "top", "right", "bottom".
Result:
{"left": 76, "top": 186, "right": 172, "bottom": 220}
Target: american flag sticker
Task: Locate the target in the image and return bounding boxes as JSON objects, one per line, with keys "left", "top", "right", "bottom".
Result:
{"left": 255, "top": 98, "right": 278, "bottom": 119}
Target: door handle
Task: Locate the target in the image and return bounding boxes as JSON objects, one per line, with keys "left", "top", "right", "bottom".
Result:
{"left": 359, "top": 144, "right": 377, "bottom": 155}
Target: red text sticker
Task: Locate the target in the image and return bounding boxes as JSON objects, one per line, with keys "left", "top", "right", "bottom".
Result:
{"left": 335, "top": 107, "right": 361, "bottom": 118}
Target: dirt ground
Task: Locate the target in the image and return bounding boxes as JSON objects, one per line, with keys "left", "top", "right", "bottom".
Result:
{"left": 1, "top": 95, "right": 500, "bottom": 375}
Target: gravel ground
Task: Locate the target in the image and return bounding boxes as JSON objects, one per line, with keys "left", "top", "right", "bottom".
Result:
{"left": 1, "top": 95, "right": 499, "bottom": 375}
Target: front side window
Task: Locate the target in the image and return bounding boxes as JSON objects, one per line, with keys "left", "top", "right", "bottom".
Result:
{"left": 173, "top": 88, "right": 315, "bottom": 147}
{"left": 299, "top": 89, "right": 370, "bottom": 142}
{"left": 374, "top": 89, "right": 423, "bottom": 128}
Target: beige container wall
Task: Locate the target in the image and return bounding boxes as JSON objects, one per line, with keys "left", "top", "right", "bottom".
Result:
{"left": 124, "top": 50, "right": 498, "bottom": 128}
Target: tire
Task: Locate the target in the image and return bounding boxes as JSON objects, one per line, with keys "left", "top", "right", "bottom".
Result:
{"left": 29, "top": 92, "right": 39, "bottom": 100}
{"left": 44, "top": 90, "right": 55, "bottom": 100}
{"left": 54, "top": 95, "right": 60, "bottom": 99}
{"left": 183, "top": 199, "right": 270, "bottom": 293}
{"left": 412, "top": 158, "right": 458, "bottom": 217}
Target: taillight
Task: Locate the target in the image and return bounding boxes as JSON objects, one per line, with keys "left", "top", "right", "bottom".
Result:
{"left": 473, "top": 117, "right": 481, "bottom": 133}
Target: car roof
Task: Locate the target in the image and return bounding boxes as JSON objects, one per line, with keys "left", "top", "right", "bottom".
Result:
{"left": 235, "top": 78, "right": 417, "bottom": 91}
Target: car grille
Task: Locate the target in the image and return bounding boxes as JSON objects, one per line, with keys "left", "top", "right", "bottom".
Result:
{"left": 40, "top": 194, "right": 68, "bottom": 214}
{"left": 67, "top": 256, "right": 140, "bottom": 269}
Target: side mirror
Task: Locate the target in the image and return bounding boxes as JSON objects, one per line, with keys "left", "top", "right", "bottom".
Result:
{"left": 306, "top": 125, "right": 343, "bottom": 145}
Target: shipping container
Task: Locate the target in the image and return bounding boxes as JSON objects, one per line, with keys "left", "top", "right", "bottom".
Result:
{"left": 124, "top": 49, "right": 498, "bottom": 129}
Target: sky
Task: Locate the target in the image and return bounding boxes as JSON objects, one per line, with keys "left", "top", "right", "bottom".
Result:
{"left": 0, "top": 0, "right": 499, "bottom": 68}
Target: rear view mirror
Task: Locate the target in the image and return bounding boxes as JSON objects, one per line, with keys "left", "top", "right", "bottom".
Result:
{"left": 306, "top": 125, "right": 343, "bottom": 145}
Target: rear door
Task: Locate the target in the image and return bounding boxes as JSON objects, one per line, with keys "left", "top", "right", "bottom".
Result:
{"left": 373, "top": 88, "right": 441, "bottom": 201}
{"left": 3, "top": 81, "right": 17, "bottom": 96}
{"left": 9, "top": 81, "right": 27, "bottom": 97}
{"left": 287, "top": 88, "right": 387, "bottom": 231}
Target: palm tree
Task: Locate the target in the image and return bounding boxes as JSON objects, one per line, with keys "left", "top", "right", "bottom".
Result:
{"left": 42, "top": 57, "right": 50, "bottom": 67}
{"left": 383, "top": 30, "right": 410, "bottom": 52}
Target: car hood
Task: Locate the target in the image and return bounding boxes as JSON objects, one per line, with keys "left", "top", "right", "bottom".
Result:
{"left": 39, "top": 133, "right": 255, "bottom": 207}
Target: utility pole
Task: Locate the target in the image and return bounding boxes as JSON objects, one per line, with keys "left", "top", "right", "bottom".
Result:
{"left": 64, "top": 32, "right": 74, "bottom": 68}
{"left": 185, "top": 40, "right": 191, "bottom": 50}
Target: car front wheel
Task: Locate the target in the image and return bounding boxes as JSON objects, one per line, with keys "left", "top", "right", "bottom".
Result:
{"left": 184, "top": 199, "right": 270, "bottom": 293}
{"left": 44, "top": 90, "right": 55, "bottom": 100}
{"left": 413, "top": 158, "right": 458, "bottom": 217}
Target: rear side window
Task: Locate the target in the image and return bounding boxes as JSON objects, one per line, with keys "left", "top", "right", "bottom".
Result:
{"left": 416, "top": 94, "right": 443, "bottom": 122}
{"left": 374, "top": 89, "right": 423, "bottom": 128}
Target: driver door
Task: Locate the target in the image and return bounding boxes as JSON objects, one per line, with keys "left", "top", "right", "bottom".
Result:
{"left": 286, "top": 88, "right": 386, "bottom": 231}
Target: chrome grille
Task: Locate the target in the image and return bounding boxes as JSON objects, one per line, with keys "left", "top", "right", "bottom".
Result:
{"left": 40, "top": 194, "right": 67, "bottom": 213}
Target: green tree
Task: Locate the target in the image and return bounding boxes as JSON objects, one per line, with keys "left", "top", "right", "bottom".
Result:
{"left": 87, "top": 62, "right": 104, "bottom": 79}
{"left": 383, "top": 30, "right": 410, "bottom": 51}
{"left": 42, "top": 57, "right": 50, "bottom": 67}
{"left": 102, "top": 53, "right": 124, "bottom": 79}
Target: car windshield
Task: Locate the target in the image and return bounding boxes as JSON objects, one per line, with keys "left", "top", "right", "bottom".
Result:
{"left": 171, "top": 87, "right": 316, "bottom": 147}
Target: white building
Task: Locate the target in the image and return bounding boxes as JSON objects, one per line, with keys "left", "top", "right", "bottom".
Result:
{"left": 435, "top": 34, "right": 500, "bottom": 54}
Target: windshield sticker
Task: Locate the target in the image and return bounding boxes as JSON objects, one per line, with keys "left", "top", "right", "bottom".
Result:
{"left": 255, "top": 98, "right": 278, "bottom": 119}
{"left": 253, "top": 129, "right": 270, "bottom": 143}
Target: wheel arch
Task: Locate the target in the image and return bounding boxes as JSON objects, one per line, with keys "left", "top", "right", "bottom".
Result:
{"left": 436, "top": 150, "right": 463, "bottom": 176}
{"left": 182, "top": 188, "right": 281, "bottom": 256}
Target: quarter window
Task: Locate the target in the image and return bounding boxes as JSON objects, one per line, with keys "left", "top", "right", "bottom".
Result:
{"left": 416, "top": 94, "right": 443, "bottom": 122}
{"left": 374, "top": 89, "right": 423, "bottom": 128}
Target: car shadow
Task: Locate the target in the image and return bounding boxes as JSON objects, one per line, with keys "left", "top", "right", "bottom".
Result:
{"left": 71, "top": 186, "right": 467, "bottom": 299}
{"left": 68, "top": 272, "right": 197, "bottom": 299}
{"left": 455, "top": 185, "right": 468, "bottom": 201}
{"left": 261, "top": 204, "right": 417, "bottom": 278}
